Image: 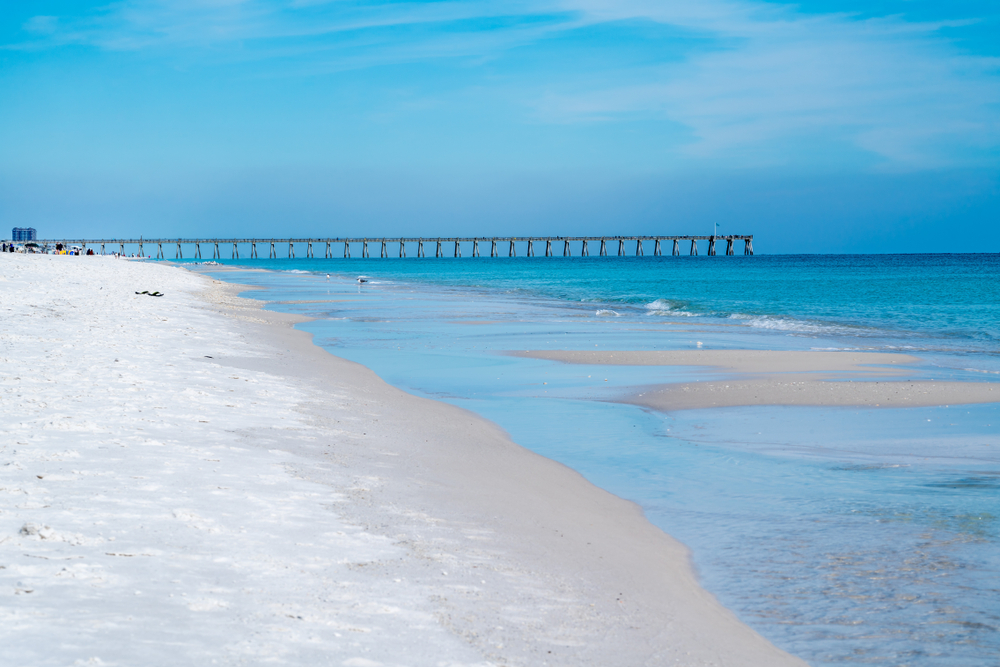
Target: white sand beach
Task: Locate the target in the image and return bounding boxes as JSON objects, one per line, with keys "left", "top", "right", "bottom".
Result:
{"left": 1, "top": 255, "right": 805, "bottom": 666}
{"left": 515, "top": 350, "right": 1000, "bottom": 410}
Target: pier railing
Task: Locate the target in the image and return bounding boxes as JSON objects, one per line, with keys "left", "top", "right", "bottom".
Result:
{"left": 32, "top": 235, "right": 753, "bottom": 258}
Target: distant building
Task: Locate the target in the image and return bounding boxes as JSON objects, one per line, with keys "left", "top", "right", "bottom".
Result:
{"left": 12, "top": 227, "right": 37, "bottom": 242}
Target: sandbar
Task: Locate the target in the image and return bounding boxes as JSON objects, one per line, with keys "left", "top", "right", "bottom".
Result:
{"left": 515, "top": 349, "right": 1000, "bottom": 410}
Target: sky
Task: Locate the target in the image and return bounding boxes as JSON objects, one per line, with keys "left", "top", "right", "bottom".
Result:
{"left": 1, "top": 0, "right": 998, "bottom": 253}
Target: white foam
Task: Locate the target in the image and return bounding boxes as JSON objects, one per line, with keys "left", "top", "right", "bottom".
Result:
{"left": 643, "top": 299, "right": 697, "bottom": 316}
{"left": 646, "top": 309, "right": 698, "bottom": 317}
{"left": 644, "top": 298, "right": 675, "bottom": 311}
{"left": 727, "top": 313, "right": 832, "bottom": 334}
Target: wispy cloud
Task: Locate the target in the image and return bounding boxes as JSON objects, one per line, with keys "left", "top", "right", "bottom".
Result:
{"left": 12, "top": 1, "right": 574, "bottom": 56}
{"left": 540, "top": 0, "right": 1000, "bottom": 169}
{"left": 9, "top": 0, "right": 1000, "bottom": 169}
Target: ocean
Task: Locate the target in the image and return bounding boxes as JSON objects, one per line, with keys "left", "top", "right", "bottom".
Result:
{"left": 192, "top": 253, "right": 1000, "bottom": 666}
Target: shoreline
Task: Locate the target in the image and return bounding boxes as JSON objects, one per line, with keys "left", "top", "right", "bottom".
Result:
{"left": 2, "top": 255, "right": 805, "bottom": 665}
{"left": 157, "top": 259, "right": 1000, "bottom": 664}
{"left": 514, "top": 349, "right": 1000, "bottom": 410}
{"left": 185, "top": 266, "right": 808, "bottom": 665}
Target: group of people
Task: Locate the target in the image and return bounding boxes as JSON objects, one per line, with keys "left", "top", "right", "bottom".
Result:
{"left": 0, "top": 242, "right": 113, "bottom": 256}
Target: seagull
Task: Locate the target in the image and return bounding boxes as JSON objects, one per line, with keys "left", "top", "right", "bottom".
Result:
{"left": 326, "top": 274, "right": 330, "bottom": 280}
{"left": 357, "top": 277, "right": 368, "bottom": 284}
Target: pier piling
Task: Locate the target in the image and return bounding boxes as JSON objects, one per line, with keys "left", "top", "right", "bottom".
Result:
{"left": 44, "top": 234, "right": 754, "bottom": 259}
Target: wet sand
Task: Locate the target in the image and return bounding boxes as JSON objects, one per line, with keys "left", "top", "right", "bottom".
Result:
{"left": 191, "top": 270, "right": 809, "bottom": 666}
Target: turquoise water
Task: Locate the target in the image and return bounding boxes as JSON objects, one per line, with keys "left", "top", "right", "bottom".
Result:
{"left": 215, "top": 253, "right": 999, "bottom": 356}
{"left": 192, "top": 254, "right": 1000, "bottom": 666}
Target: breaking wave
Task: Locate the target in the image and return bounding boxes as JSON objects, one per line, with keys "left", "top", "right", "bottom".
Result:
{"left": 643, "top": 298, "right": 697, "bottom": 317}
{"left": 726, "top": 313, "right": 885, "bottom": 338}
{"left": 727, "top": 313, "right": 827, "bottom": 332}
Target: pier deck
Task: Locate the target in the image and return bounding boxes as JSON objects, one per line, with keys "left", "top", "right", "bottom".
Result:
{"left": 32, "top": 235, "right": 754, "bottom": 258}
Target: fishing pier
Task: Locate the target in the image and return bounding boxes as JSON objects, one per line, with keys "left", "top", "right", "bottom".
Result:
{"left": 37, "top": 235, "right": 753, "bottom": 259}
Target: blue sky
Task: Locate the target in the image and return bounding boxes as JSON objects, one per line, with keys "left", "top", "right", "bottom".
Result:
{"left": 1, "top": 0, "right": 998, "bottom": 252}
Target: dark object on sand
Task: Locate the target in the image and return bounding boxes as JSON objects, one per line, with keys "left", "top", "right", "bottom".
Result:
{"left": 135, "top": 291, "right": 164, "bottom": 297}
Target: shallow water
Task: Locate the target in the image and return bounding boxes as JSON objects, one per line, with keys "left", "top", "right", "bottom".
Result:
{"left": 196, "top": 255, "right": 1000, "bottom": 666}
{"left": 206, "top": 253, "right": 1000, "bottom": 360}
